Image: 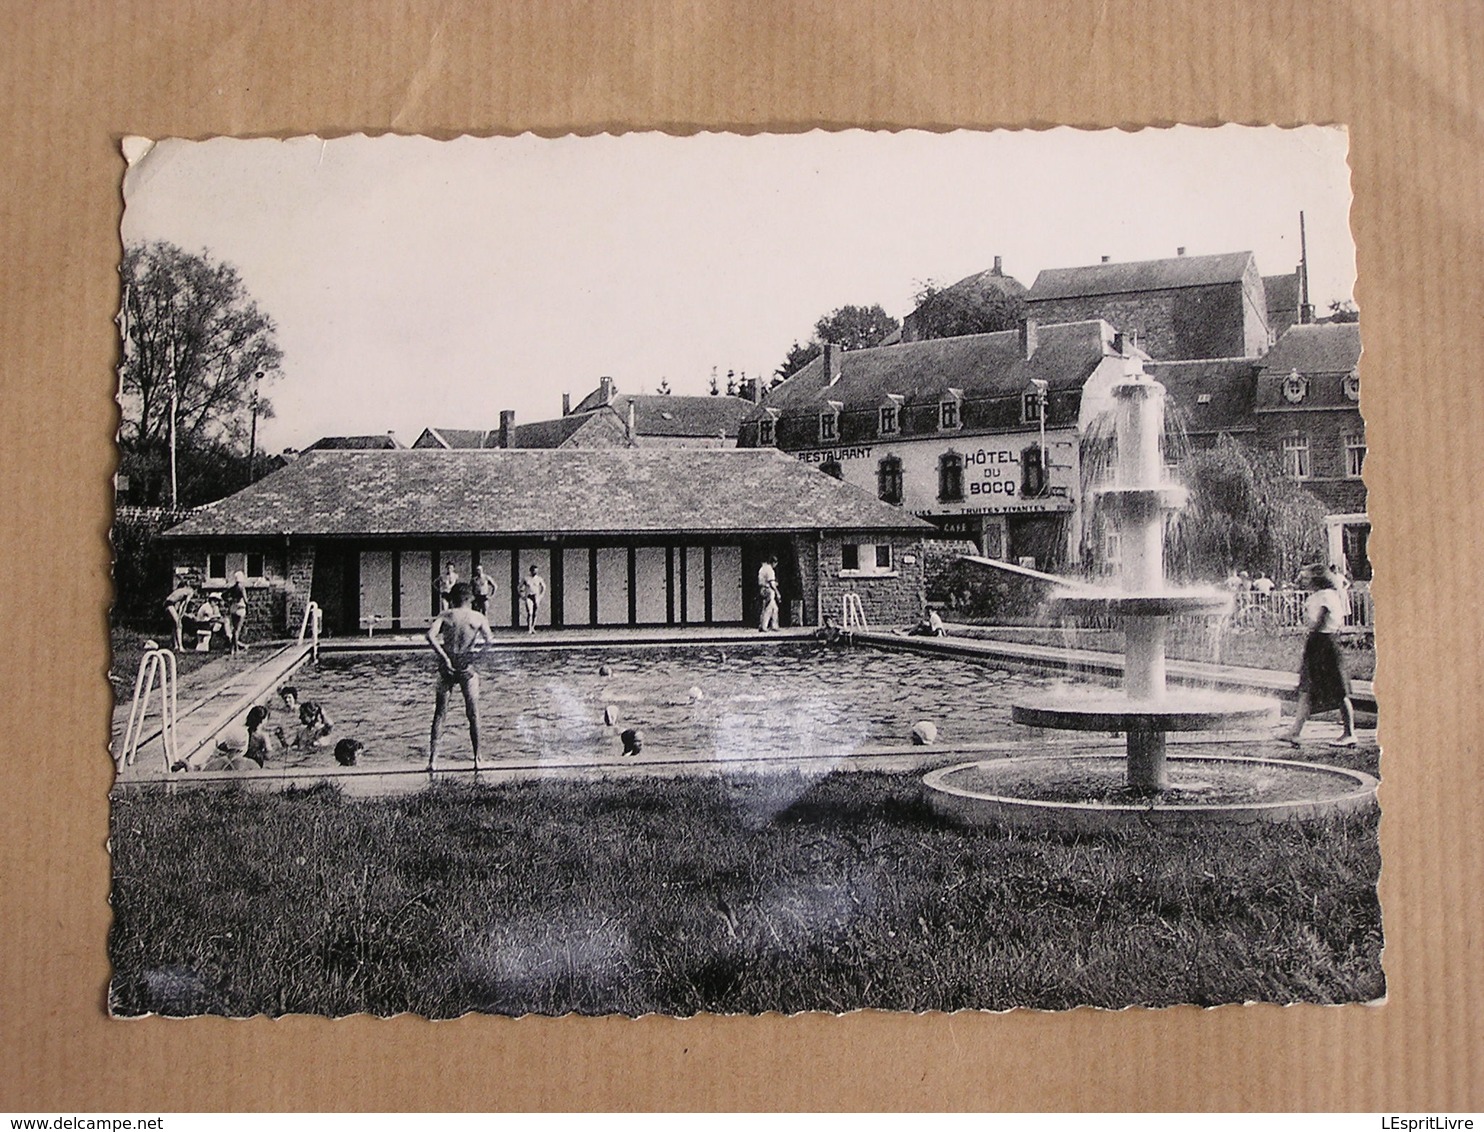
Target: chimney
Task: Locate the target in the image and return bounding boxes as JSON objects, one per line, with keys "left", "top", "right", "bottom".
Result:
{"left": 1100, "top": 255, "right": 1111, "bottom": 263}
{"left": 992, "top": 255, "right": 1003, "bottom": 275}
{"left": 498, "top": 409, "right": 514, "bottom": 449}
{"left": 599, "top": 375, "right": 614, "bottom": 404}
{"left": 626, "top": 398, "right": 637, "bottom": 443}
{"left": 1177, "top": 246, "right": 1186, "bottom": 256}
{"left": 562, "top": 392, "right": 571, "bottom": 416}
{"left": 739, "top": 377, "right": 762, "bottom": 403}
{"left": 822, "top": 341, "right": 842, "bottom": 386}
{"left": 1019, "top": 318, "right": 1039, "bottom": 360}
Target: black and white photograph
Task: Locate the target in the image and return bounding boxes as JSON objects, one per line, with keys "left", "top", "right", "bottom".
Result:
{"left": 107, "top": 126, "right": 1381, "bottom": 1018}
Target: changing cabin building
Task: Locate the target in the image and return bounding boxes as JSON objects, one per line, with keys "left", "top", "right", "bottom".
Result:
{"left": 160, "top": 448, "right": 934, "bottom": 640}
{"left": 736, "top": 320, "right": 1144, "bottom": 572}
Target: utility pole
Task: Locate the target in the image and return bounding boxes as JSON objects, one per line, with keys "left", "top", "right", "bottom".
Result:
{"left": 1030, "top": 378, "right": 1049, "bottom": 497}
{"left": 168, "top": 332, "right": 178, "bottom": 511}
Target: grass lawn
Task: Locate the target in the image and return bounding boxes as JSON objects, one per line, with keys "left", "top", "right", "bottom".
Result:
{"left": 109, "top": 770, "right": 1384, "bottom": 1017}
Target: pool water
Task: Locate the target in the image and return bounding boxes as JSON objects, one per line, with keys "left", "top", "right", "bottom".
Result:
{"left": 267, "top": 642, "right": 1054, "bottom": 769}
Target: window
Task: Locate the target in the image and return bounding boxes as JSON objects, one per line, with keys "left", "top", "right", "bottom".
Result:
{"left": 1283, "top": 434, "right": 1311, "bottom": 480}
{"left": 938, "top": 451, "right": 964, "bottom": 502}
{"left": 758, "top": 417, "right": 775, "bottom": 446}
{"left": 208, "top": 553, "right": 227, "bottom": 581}
{"left": 207, "top": 551, "right": 262, "bottom": 582}
{"left": 877, "top": 456, "right": 903, "bottom": 504}
{"left": 246, "top": 552, "right": 265, "bottom": 579}
{"left": 878, "top": 404, "right": 898, "bottom": 435}
{"left": 841, "top": 542, "right": 894, "bottom": 575}
{"left": 819, "top": 410, "right": 838, "bottom": 442}
{"left": 819, "top": 459, "right": 842, "bottom": 480}
{"left": 1020, "top": 445, "right": 1047, "bottom": 497}
{"left": 1345, "top": 431, "right": 1366, "bottom": 478}
{"left": 939, "top": 396, "right": 961, "bottom": 430}
{"left": 1022, "top": 391, "right": 1043, "bottom": 423}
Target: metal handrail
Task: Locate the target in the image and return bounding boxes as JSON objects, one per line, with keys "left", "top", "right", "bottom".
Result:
{"left": 297, "top": 601, "right": 322, "bottom": 660}
{"left": 118, "top": 641, "right": 178, "bottom": 773}
{"left": 841, "top": 592, "right": 868, "bottom": 631}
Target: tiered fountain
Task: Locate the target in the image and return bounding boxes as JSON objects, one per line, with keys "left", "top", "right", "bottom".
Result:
{"left": 925, "top": 358, "right": 1378, "bottom": 832}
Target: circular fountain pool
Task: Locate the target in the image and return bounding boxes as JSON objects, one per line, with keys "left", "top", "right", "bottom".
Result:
{"left": 924, "top": 754, "right": 1378, "bottom": 834}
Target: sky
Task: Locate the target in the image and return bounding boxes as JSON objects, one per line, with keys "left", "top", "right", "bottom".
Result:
{"left": 121, "top": 126, "right": 1356, "bottom": 452}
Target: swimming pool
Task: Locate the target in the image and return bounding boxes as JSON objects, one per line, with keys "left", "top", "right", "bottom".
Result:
{"left": 265, "top": 642, "right": 1057, "bottom": 769}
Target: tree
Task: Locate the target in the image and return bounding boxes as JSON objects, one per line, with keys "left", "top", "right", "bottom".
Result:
{"left": 119, "top": 241, "right": 284, "bottom": 505}
{"left": 1324, "top": 299, "right": 1360, "bottom": 324}
{"left": 773, "top": 340, "right": 821, "bottom": 384}
{"left": 1169, "top": 435, "right": 1328, "bottom": 582}
{"left": 769, "top": 303, "right": 899, "bottom": 388}
{"left": 657, "top": 377, "right": 672, "bottom": 395}
{"left": 909, "top": 279, "right": 1025, "bottom": 340}
{"left": 813, "top": 303, "right": 899, "bottom": 351}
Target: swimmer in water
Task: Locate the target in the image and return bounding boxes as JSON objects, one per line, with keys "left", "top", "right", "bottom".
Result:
{"left": 426, "top": 581, "right": 495, "bottom": 771}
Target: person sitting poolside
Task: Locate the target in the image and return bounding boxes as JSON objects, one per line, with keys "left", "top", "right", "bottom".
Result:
{"left": 905, "top": 607, "right": 946, "bottom": 637}
{"left": 184, "top": 597, "right": 224, "bottom": 651}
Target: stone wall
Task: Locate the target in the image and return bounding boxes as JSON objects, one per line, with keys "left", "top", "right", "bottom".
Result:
{"left": 283, "top": 542, "right": 317, "bottom": 636}
{"left": 817, "top": 534, "right": 927, "bottom": 628}
{"left": 1030, "top": 283, "right": 1252, "bottom": 361}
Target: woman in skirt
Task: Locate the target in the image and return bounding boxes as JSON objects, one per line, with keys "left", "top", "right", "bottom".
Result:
{"left": 1281, "top": 564, "right": 1357, "bottom": 747}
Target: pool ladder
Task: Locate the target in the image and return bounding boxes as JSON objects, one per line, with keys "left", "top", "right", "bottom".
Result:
{"left": 841, "top": 592, "right": 868, "bottom": 631}
{"left": 297, "top": 600, "right": 323, "bottom": 661}
{"left": 118, "top": 641, "right": 178, "bottom": 773}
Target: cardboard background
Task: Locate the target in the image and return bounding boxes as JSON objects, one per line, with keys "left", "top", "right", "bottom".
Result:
{"left": 2, "top": 0, "right": 1480, "bottom": 1111}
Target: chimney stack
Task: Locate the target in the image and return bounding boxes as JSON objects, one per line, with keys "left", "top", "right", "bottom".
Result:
{"left": 1177, "top": 246, "right": 1186, "bottom": 256}
{"left": 562, "top": 392, "right": 571, "bottom": 416}
{"left": 992, "top": 255, "right": 1003, "bottom": 275}
{"left": 498, "top": 410, "right": 514, "bottom": 449}
{"left": 626, "top": 398, "right": 637, "bottom": 443}
{"left": 822, "top": 341, "right": 842, "bottom": 386}
{"left": 1019, "top": 318, "right": 1039, "bottom": 360}
{"left": 599, "top": 375, "right": 614, "bottom": 404}
{"left": 1100, "top": 255, "right": 1111, "bottom": 263}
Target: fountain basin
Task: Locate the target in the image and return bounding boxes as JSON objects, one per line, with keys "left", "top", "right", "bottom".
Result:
{"left": 1012, "top": 687, "right": 1277, "bottom": 733}
{"left": 1053, "top": 590, "right": 1234, "bottom": 618}
{"left": 924, "top": 754, "right": 1378, "bottom": 834}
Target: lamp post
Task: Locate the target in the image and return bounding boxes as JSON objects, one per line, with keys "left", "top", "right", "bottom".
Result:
{"left": 168, "top": 336, "right": 179, "bottom": 511}
{"left": 1029, "top": 378, "right": 1049, "bottom": 497}
{"left": 248, "top": 370, "right": 262, "bottom": 483}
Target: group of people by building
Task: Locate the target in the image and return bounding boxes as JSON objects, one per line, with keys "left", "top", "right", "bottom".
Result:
{"left": 438, "top": 560, "right": 545, "bottom": 632}
{"left": 162, "top": 571, "right": 250, "bottom": 654}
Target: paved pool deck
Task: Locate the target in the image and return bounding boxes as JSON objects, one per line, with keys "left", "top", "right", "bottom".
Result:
{"left": 111, "top": 623, "right": 1378, "bottom": 795}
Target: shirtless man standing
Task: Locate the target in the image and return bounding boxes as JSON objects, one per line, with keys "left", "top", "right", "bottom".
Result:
{"left": 426, "top": 581, "right": 494, "bottom": 771}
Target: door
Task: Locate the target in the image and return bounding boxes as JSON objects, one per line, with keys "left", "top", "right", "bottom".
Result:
{"left": 475, "top": 548, "right": 512, "bottom": 627}
{"left": 634, "top": 546, "right": 669, "bottom": 624}
{"left": 562, "top": 547, "right": 592, "bottom": 626}
{"left": 359, "top": 550, "right": 393, "bottom": 632}
{"left": 710, "top": 544, "right": 743, "bottom": 622}
{"left": 516, "top": 548, "right": 553, "bottom": 628}
{"left": 398, "top": 549, "right": 434, "bottom": 628}
{"left": 595, "top": 546, "right": 630, "bottom": 625}
{"left": 683, "top": 545, "right": 707, "bottom": 623}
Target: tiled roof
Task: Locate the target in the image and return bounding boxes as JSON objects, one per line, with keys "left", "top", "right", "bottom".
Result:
{"left": 508, "top": 414, "right": 598, "bottom": 448}
{"left": 162, "top": 449, "right": 933, "bottom": 539}
{"left": 1146, "top": 358, "right": 1259, "bottom": 436}
{"left": 1257, "top": 322, "right": 1362, "bottom": 375}
{"left": 753, "top": 320, "right": 1112, "bottom": 417}
{"left": 414, "top": 428, "right": 491, "bottom": 449}
{"left": 303, "top": 434, "right": 403, "bottom": 451}
{"left": 615, "top": 395, "right": 754, "bottom": 438}
{"left": 1027, "top": 252, "right": 1255, "bottom": 301}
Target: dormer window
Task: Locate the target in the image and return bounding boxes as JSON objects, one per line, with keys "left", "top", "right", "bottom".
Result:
{"left": 757, "top": 412, "right": 778, "bottom": 447}
{"left": 939, "top": 389, "right": 963, "bottom": 430}
{"left": 878, "top": 395, "right": 903, "bottom": 436}
{"left": 1022, "top": 391, "right": 1044, "bottom": 423}
{"left": 819, "top": 402, "right": 842, "bottom": 443}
